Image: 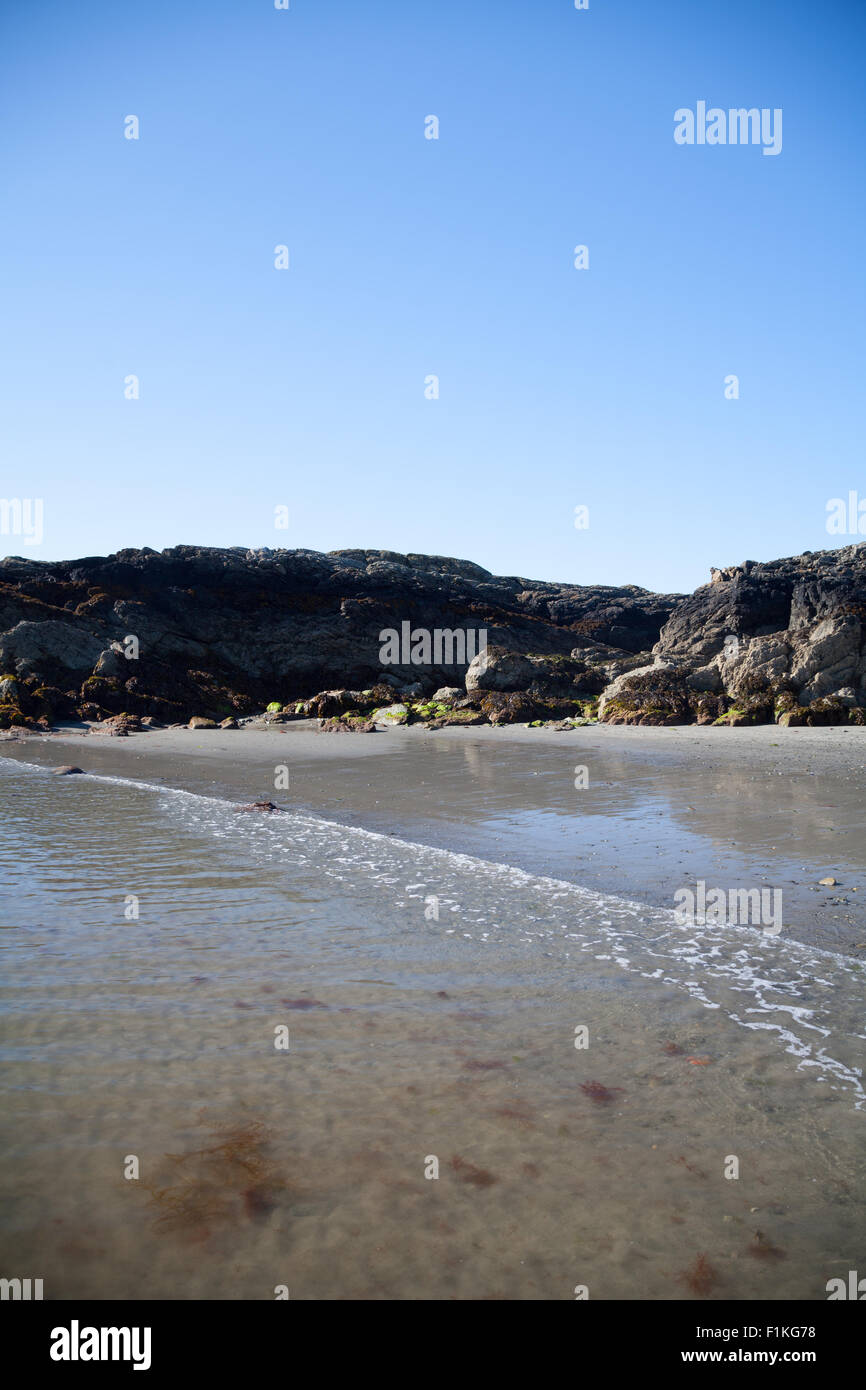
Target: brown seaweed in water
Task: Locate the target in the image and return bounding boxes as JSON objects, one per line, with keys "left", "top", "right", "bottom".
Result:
{"left": 450, "top": 1155, "right": 497, "bottom": 1188}
{"left": 580, "top": 1080, "right": 624, "bottom": 1103}
{"left": 676, "top": 1253, "right": 719, "bottom": 1296}
{"left": 671, "top": 1155, "right": 708, "bottom": 1179}
{"left": 749, "top": 1230, "right": 786, "bottom": 1260}
{"left": 142, "top": 1120, "right": 288, "bottom": 1242}
{"left": 494, "top": 1100, "right": 536, "bottom": 1127}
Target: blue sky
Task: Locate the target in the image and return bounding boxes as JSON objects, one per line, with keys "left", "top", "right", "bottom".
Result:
{"left": 1, "top": 0, "right": 864, "bottom": 594}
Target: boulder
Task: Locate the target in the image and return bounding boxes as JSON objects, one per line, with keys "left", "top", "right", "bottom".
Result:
{"left": 465, "top": 647, "right": 534, "bottom": 695}
{"left": 777, "top": 708, "right": 807, "bottom": 728}
{"left": 319, "top": 716, "right": 376, "bottom": 732}
{"left": 370, "top": 703, "right": 409, "bottom": 726}
{"left": 597, "top": 662, "right": 676, "bottom": 721}
{"left": 306, "top": 690, "right": 357, "bottom": 719}
{"left": 0, "top": 702, "right": 30, "bottom": 729}
{"left": 476, "top": 691, "right": 547, "bottom": 725}
{"left": 430, "top": 687, "right": 463, "bottom": 703}
{"left": 424, "top": 709, "right": 487, "bottom": 728}
{"left": 93, "top": 646, "right": 129, "bottom": 678}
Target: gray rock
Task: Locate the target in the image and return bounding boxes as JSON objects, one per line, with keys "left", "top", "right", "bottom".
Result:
{"left": 686, "top": 664, "right": 724, "bottom": 693}
{"left": 371, "top": 703, "right": 409, "bottom": 726}
{"left": 465, "top": 647, "right": 535, "bottom": 695}
{"left": 0, "top": 620, "right": 103, "bottom": 676}
{"left": 597, "top": 662, "right": 677, "bottom": 720}
{"left": 825, "top": 686, "right": 863, "bottom": 707}
{"left": 93, "top": 646, "right": 128, "bottom": 677}
{"left": 613, "top": 543, "right": 866, "bottom": 721}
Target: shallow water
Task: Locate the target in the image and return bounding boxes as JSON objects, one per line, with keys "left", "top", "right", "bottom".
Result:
{"left": 1, "top": 756, "right": 864, "bottom": 1299}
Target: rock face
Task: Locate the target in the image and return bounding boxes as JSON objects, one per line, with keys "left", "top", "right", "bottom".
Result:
{"left": 0, "top": 546, "right": 679, "bottom": 725}
{"left": 601, "top": 544, "right": 866, "bottom": 726}
{"left": 1, "top": 541, "right": 864, "bottom": 728}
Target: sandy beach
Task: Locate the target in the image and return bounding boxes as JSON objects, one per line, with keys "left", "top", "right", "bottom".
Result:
{"left": 1, "top": 723, "right": 864, "bottom": 1300}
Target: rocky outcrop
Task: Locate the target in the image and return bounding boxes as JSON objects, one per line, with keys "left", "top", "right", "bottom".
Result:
{"left": 600, "top": 544, "right": 866, "bottom": 726}
{"left": 2, "top": 541, "right": 864, "bottom": 730}
{"left": 0, "top": 546, "right": 679, "bottom": 726}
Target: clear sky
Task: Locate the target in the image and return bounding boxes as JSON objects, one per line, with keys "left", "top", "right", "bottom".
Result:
{"left": 1, "top": 0, "right": 864, "bottom": 594}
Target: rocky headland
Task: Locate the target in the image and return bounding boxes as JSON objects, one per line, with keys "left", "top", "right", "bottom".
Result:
{"left": 1, "top": 542, "right": 864, "bottom": 732}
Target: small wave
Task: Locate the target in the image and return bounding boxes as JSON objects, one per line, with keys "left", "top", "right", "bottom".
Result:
{"left": 4, "top": 756, "right": 865, "bottom": 1106}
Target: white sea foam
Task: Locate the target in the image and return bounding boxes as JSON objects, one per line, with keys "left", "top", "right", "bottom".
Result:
{"left": 5, "top": 758, "right": 866, "bottom": 1106}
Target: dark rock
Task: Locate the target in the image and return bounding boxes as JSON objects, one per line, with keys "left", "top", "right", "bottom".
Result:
{"left": 319, "top": 716, "right": 376, "bottom": 732}
{"left": 476, "top": 691, "right": 547, "bottom": 725}
{"left": 0, "top": 545, "right": 681, "bottom": 722}
{"left": 306, "top": 689, "right": 358, "bottom": 719}
{"left": 425, "top": 709, "right": 487, "bottom": 728}
{"left": 3, "top": 541, "right": 864, "bottom": 728}
{"left": 93, "top": 646, "right": 128, "bottom": 678}
{"left": 0, "top": 702, "right": 31, "bottom": 729}
{"left": 77, "top": 702, "right": 105, "bottom": 722}
{"left": 99, "top": 713, "right": 141, "bottom": 735}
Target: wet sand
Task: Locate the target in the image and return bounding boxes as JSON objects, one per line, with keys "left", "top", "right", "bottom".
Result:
{"left": 1, "top": 723, "right": 864, "bottom": 1300}
{"left": 5, "top": 721, "right": 866, "bottom": 956}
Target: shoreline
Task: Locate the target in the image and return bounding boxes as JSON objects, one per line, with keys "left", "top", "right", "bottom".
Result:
{"left": 3, "top": 720, "right": 865, "bottom": 1299}
{"left": 4, "top": 720, "right": 865, "bottom": 957}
